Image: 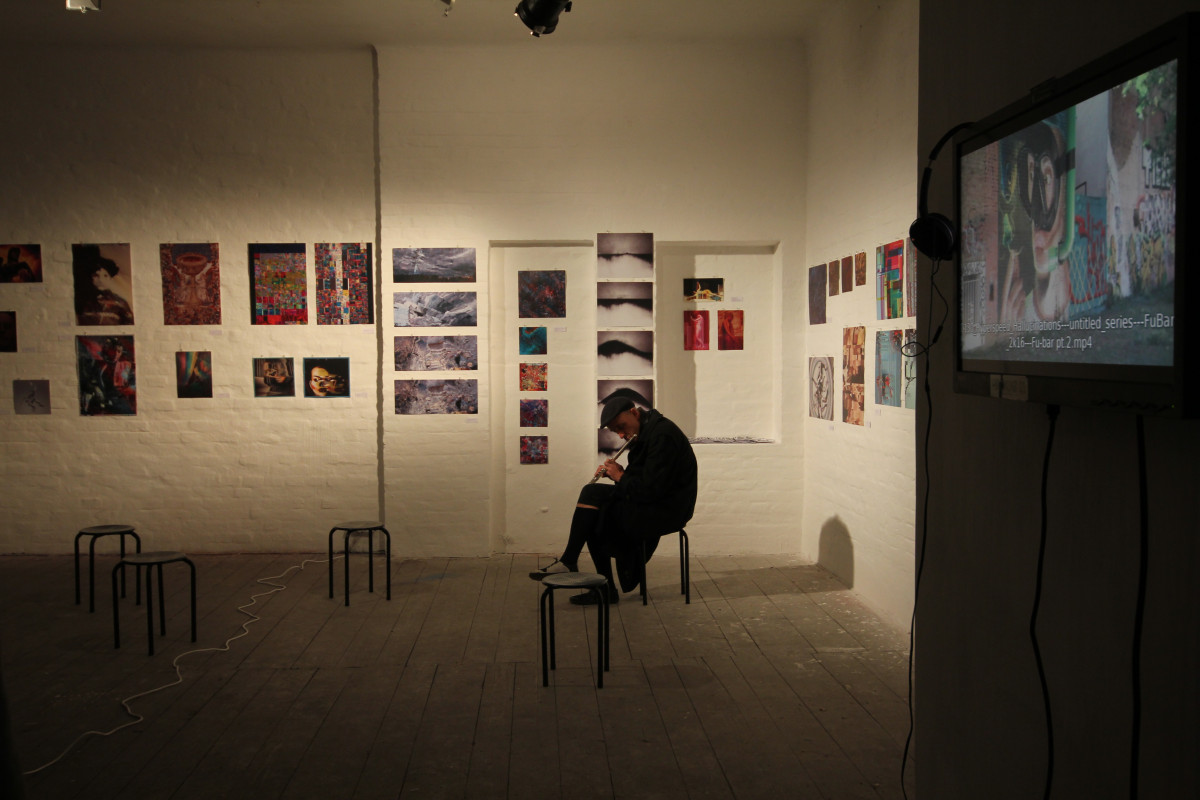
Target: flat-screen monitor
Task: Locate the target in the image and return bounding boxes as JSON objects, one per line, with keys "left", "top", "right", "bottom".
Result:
{"left": 954, "top": 14, "right": 1198, "bottom": 417}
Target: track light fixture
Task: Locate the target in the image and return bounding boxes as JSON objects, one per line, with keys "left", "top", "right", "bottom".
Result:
{"left": 66, "top": 0, "right": 101, "bottom": 11}
{"left": 514, "top": 0, "right": 572, "bottom": 37}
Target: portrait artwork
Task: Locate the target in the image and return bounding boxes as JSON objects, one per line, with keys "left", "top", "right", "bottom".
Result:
{"left": 717, "top": 310, "right": 744, "bottom": 351}
{"left": 73, "top": 244, "right": 134, "bottom": 326}
{"left": 304, "top": 357, "right": 351, "bottom": 398}
{"left": 683, "top": 309, "right": 709, "bottom": 351}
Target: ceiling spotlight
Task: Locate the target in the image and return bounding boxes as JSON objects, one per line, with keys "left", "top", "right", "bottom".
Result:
{"left": 514, "top": 0, "right": 572, "bottom": 37}
{"left": 439, "top": 0, "right": 454, "bottom": 17}
{"left": 66, "top": 0, "right": 101, "bottom": 11}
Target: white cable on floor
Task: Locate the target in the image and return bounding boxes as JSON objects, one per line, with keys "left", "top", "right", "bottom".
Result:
{"left": 22, "top": 554, "right": 340, "bottom": 776}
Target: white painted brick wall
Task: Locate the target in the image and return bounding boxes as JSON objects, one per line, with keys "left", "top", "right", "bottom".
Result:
{"left": 1, "top": 12, "right": 918, "bottom": 628}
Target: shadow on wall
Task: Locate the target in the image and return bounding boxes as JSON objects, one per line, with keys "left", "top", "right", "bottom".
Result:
{"left": 819, "top": 516, "right": 854, "bottom": 588}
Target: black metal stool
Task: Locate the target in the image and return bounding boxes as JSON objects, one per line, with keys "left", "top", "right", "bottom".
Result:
{"left": 638, "top": 528, "right": 690, "bottom": 606}
{"left": 75, "top": 524, "right": 141, "bottom": 612}
{"left": 112, "top": 551, "right": 196, "bottom": 656}
{"left": 327, "top": 521, "right": 391, "bottom": 606}
{"left": 540, "top": 572, "right": 611, "bottom": 689}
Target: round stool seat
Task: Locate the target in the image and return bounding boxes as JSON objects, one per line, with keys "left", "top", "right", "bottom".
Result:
{"left": 542, "top": 572, "right": 608, "bottom": 590}
{"left": 332, "top": 520, "right": 384, "bottom": 530}
{"left": 80, "top": 524, "right": 135, "bottom": 535}
{"left": 121, "top": 551, "right": 189, "bottom": 564}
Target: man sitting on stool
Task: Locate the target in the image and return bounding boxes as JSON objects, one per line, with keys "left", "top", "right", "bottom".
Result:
{"left": 530, "top": 396, "right": 698, "bottom": 605}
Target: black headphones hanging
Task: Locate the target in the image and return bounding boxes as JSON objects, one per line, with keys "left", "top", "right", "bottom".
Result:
{"left": 909, "top": 122, "right": 973, "bottom": 262}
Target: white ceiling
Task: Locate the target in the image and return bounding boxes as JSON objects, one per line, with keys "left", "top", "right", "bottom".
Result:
{"left": 13, "top": 0, "right": 829, "bottom": 49}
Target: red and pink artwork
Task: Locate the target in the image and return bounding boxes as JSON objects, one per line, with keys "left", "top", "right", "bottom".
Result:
{"left": 717, "top": 310, "right": 743, "bottom": 350}
{"left": 683, "top": 310, "right": 709, "bottom": 351}
{"left": 161, "top": 243, "right": 221, "bottom": 325}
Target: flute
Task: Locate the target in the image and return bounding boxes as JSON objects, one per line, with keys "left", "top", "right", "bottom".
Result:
{"left": 588, "top": 434, "right": 637, "bottom": 484}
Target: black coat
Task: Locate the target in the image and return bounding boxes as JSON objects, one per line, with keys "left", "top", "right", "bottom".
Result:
{"left": 610, "top": 409, "right": 697, "bottom": 591}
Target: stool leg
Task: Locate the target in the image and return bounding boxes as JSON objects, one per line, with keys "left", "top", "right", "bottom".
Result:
{"left": 118, "top": 534, "right": 127, "bottom": 598}
{"left": 682, "top": 531, "right": 690, "bottom": 604}
{"left": 112, "top": 564, "right": 121, "bottom": 649}
{"left": 188, "top": 559, "right": 197, "bottom": 643}
{"left": 157, "top": 563, "right": 167, "bottom": 636}
{"left": 540, "top": 587, "right": 550, "bottom": 687}
{"left": 328, "top": 528, "right": 336, "bottom": 599}
{"left": 132, "top": 532, "right": 142, "bottom": 604}
{"left": 88, "top": 535, "right": 99, "bottom": 613}
{"left": 595, "top": 587, "right": 605, "bottom": 689}
{"left": 548, "top": 590, "right": 557, "bottom": 671}
{"left": 603, "top": 583, "right": 611, "bottom": 672}
{"left": 384, "top": 529, "right": 391, "bottom": 600}
{"left": 74, "top": 532, "right": 84, "bottom": 605}
{"left": 344, "top": 531, "right": 351, "bottom": 607}
{"left": 367, "top": 531, "right": 375, "bottom": 594}
{"left": 145, "top": 566, "right": 155, "bottom": 656}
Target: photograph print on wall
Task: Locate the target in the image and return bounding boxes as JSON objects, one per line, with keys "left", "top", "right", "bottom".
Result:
{"left": 683, "top": 309, "right": 709, "bottom": 351}
{"left": 392, "top": 247, "right": 476, "bottom": 283}
{"left": 12, "top": 379, "right": 50, "bottom": 415}
{"left": 518, "top": 270, "right": 567, "bottom": 319}
{"left": 717, "top": 310, "right": 744, "bottom": 350}
{"left": 684, "top": 278, "right": 723, "bottom": 302}
{"left": 316, "top": 242, "right": 373, "bottom": 325}
{"left": 161, "top": 243, "right": 221, "bottom": 326}
{"left": 520, "top": 435, "right": 549, "bottom": 465}
{"left": 597, "top": 330, "right": 653, "bottom": 376}
{"left": 597, "top": 232, "right": 654, "bottom": 280}
{"left": 597, "top": 281, "right": 652, "bottom": 328}
{"left": 520, "top": 398, "right": 549, "bottom": 427}
{"left": 808, "top": 265, "right": 827, "bottom": 325}
{"left": 841, "top": 255, "right": 854, "bottom": 294}
{"left": 809, "top": 356, "right": 834, "bottom": 420}
{"left": 395, "top": 335, "right": 478, "bottom": 371}
{"left": 0, "top": 244, "right": 42, "bottom": 283}
{"left": 855, "top": 251, "right": 867, "bottom": 286}
{"left": 176, "top": 351, "right": 213, "bottom": 398}
{"left": 876, "top": 239, "right": 905, "bottom": 320}
{"left": 519, "top": 326, "right": 547, "bottom": 356}
{"left": 77, "top": 335, "right": 136, "bottom": 415}
{"left": 394, "top": 379, "right": 478, "bottom": 414}
{"left": 519, "top": 362, "right": 547, "bottom": 391}
{"left": 0, "top": 311, "right": 14, "bottom": 352}
{"left": 303, "top": 357, "right": 350, "bottom": 398}
{"left": 253, "top": 357, "right": 295, "bottom": 397}
{"left": 828, "top": 260, "right": 840, "bottom": 297}
{"left": 73, "top": 244, "right": 134, "bottom": 326}
{"left": 393, "top": 292, "right": 478, "bottom": 327}
{"left": 250, "top": 243, "right": 307, "bottom": 325}
{"left": 842, "top": 326, "right": 866, "bottom": 425}
{"left": 875, "top": 329, "right": 904, "bottom": 408}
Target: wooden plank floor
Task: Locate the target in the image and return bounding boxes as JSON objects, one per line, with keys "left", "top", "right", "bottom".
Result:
{"left": 0, "top": 553, "right": 916, "bottom": 799}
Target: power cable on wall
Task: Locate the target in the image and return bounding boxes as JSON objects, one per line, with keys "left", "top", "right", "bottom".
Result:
{"left": 899, "top": 251, "right": 947, "bottom": 799}
{"left": 22, "top": 555, "right": 340, "bottom": 777}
